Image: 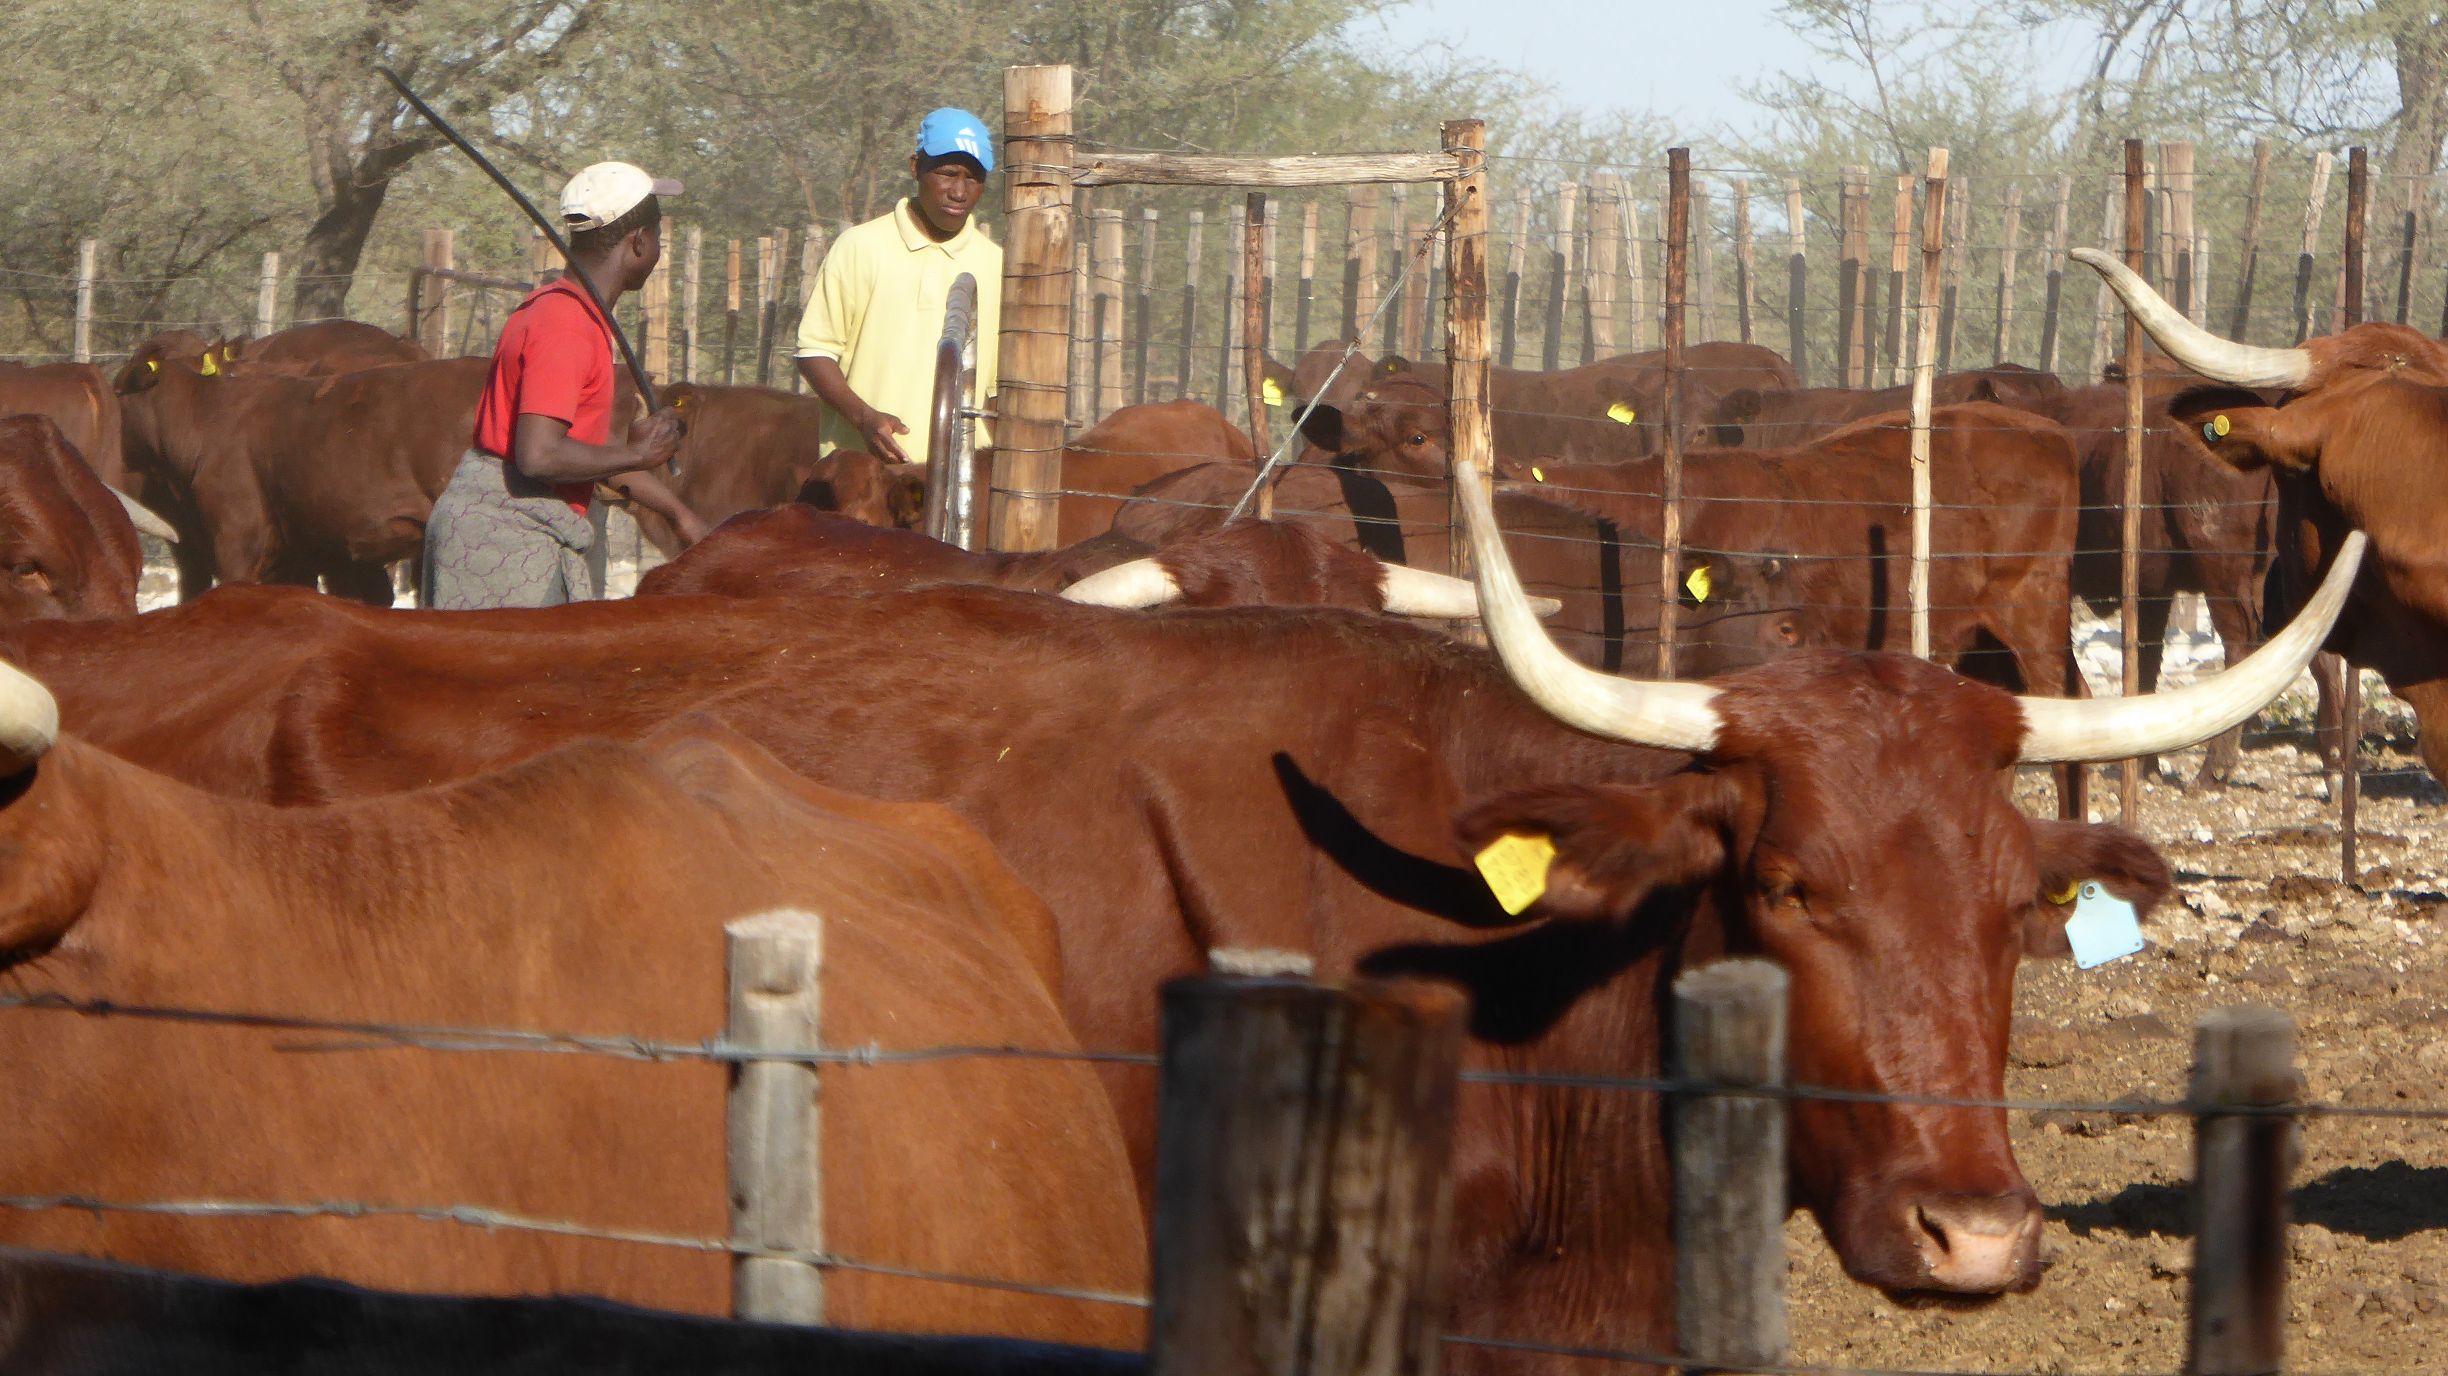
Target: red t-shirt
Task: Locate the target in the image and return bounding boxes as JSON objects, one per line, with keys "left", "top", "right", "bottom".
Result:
{"left": 473, "top": 278, "right": 616, "bottom": 511}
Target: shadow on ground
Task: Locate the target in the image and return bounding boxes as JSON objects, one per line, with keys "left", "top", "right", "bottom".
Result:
{"left": 2050, "top": 1162, "right": 2448, "bottom": 1242}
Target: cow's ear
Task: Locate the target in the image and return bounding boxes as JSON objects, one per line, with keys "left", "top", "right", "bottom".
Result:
{"left": 1454, "top": 772, "right": 1749, "bottom": 925}
{"left": 2021, "top": 819, "right": 2173, "bottom": 959}
{"left": 1714, "top": 388, "right": 1763, "bottom": 423}
{"left": 1296, "top": 400, "right": 1346, "bottom": 454}
{"left": 2164, "top": 386, "right": 2315, "bottom": 473}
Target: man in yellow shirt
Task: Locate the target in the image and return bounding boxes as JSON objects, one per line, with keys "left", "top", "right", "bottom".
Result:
{"left": 796, "top": 108, "right": 1002, "bottom": 463}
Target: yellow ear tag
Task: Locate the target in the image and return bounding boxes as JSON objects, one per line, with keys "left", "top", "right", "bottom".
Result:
{"left": 1261, "top": 376, "right": 1285, "bottom": 408}
{"left": 1607, "top": 402, "right": 1638, "bottom": 425}
{"left": 1530, "top": 465, "right": 1546, "bottom": 482}
{"left": 2044, "top": 879, "right": 2080, "bottom": 906}
{"left": 1685, "top": 564, "right": 1713, "bottom": 603}
{"left": 1474, "top": 832, "right": 1557, "bottom": 916}
{"left": 2212, "top": 414, "right": 2231, "bottom": 436}
{"left": 145, "top": 359, "right": 158, "bottom": 374}
{"left": 199, "top": 353, "right": 218, "bottom": 377}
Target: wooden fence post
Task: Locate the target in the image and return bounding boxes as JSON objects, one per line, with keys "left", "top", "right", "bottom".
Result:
{"left": 71, "top": 240, "right": 96, "bottom": 364}
{"left": 1542, "top": 182, "right": 1573, "bottom": 370}
{"left": 1384, "top": 184, "right": 1411, "bottom": 356}
{"left": 2091, "top": 180, "right": 2123, "bottom": 380}
{"left": 1135, "top": 208, "right": 1159, "bottom": 406}
{"left": 989, "top": 63, "right": 1075, "bottom": 554}
{"left": 1909, "top": 148, "right": 1949, "bottom": 662}
{"left": 1181, "top": 209, "right": 1204, "bottom": 402}
{"left": 1091, "top": 207, "right": 1125, "bottom": 422}
{"left": 1785, "top": 178, "right": 1807, "bottom": 384}
{"left": 1263, "top": 199, "right": 1282, "bottom": 361}
{"left": 1625, "top": 188, "right": 1650, "bottom": 353}
{"left": 1072, "top": 207, "right": 1095, "bottom": 429}
{"left": 1419, "top": 214, "right": 1443, "bottom": 363}
{"left": 2168, "top": 143, "right": 2197, "bottom": 321}
{"left": 2231, "top": 141, "right": 2271, "bottom": 340}
{"left": 1501, "top": 188, "right": 1529, "bottom": 367}
{"left": 2121, "top": 139, "right": 2147, "bottom": 829}
{"left": 643, "top": 222, "right": 671, "bottom": 382}
{"left": 1938, "top": 173, "right": 1966, "bottom": 371}
{"left": 253, "top": 252, "right": 281, "bottom": 339}
{"left": 2337, "top": 145, "right": 2369, "bottom": 885}
{"left": 1295, "top": 202, "right": 1318, "bottom": 353}
{"left": 1992, "top": 186, "right": 2022, "bottom": 363}
{"left": 725, "top": 910, "right": 825, "bottom": 1325}
{"left": 2396, "top": 172, "right": 2424, "bottom": 325}
{"left": 1658, "top": 149, "right": 1690, "bottom": 679}
{"left": 1146, "top": 976, "right": 1466, "bottom": 1376}
{"left": 1886, "top": 173, "right": 1912, "bottom": 386}
{"left": 1732, "top": 180, "right": 1755, "bottom": 346}
{"left": 797, "top": 225, "right": 825, "bottom": 391}
{"left": 420, "top": 229, "right": 455, "bottom": 356}
{"left": 2186, "top": 1007, "right": 2298, "bottom": 1376}
{"left": 1220, "top": 201, "right": 1245, "bottom": 405}
{"left": 1445, "top": 119, "right": 1488, "bottom": 586}
{"left": 1589, "top": 174, "right": 1621, "bottom": 356}
{"left": 1693, "top": 182, "right": 1716, "bottom": 345}
{"left": 722, "top": 238, "right": 743, "bottom": 384}
{"left": 2039, "top": 176, "right": 2071, "bottom": 375}
{"left": 1839, "top": 168, "right": 1869, "bottom": 388}
{"left": 2292, "top": 151, "right": 2335, "bottom": 343}
{"left": 755, "top": 231, "right": 782, "bottom": 386}
{"left": 683, "top": 225, "right": 704, "bottom": 383}
{"left": 1243, "top": 192, "right": 1270, "bottom": 516}
{"left": 1348, "top": 186, "right": 1378, "bottom": 343}
{"left": 1671, "top": 959, "right": 1791, "bottom": 1373}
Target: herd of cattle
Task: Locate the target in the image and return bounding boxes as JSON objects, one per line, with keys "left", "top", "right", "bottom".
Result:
{"left": 0, "top": 250, "right": 2431, "bottom": 1369}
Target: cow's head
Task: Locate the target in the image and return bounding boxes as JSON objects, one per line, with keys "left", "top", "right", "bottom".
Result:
{"left": 111, "top": 331, "right": 212, "bottom": 395}
{"left": 1445, "top": 433, "right": 2364, "bottom": 1297}
{"left": 1295, "top": 377, "right": 1450, "bottom": 482}
{"left": 0, "top": 416, "right": 165, "bottom": 622}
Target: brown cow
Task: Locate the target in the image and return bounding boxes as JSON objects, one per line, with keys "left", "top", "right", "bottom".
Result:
{"left": 1115, "top": 461, "right": 1814, "bottom": 676}
{"left": 0, "top": 682, "right": 1143, "bottom": 1347}
{"left": 0, "top": 492, "right": 2365, "bottom": 1367}
{"left": 0, "top": 416, "right": 148, "bottom": 620}
{"left": 1370, "top": 341, "right": 1800, "bottom": 461}
{"left": 1703, "top": 363, "right": 2069, "bottom": 448}
{"left": 214, "top": 319, "right": 427, "bottom": 375}
{"left": 2080, "top": 246, "right": 2448, "bottom": 786}
{"left": 1051, "top": 399, "right": 1258, "bottom": 544}
{"left": 0, "top": 360, "right": 128, "bottom": 491}
{"left": 640, "top": 504, "right": 1516, "bottom": 619}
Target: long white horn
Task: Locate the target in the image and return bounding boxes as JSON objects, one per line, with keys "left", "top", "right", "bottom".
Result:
{"left": 2072, "top": 247, "right": 2313, "bottom": 389}
{"left": 1060, "top": 558, "right": 1181, "bottom": 608}
{"left": 1456, "top": 449, "right": 1722, "bottom": 750}
{"left": 108, "top": 487, "right": 180, "bottom": 543}
{"left": 1376, "top": 562, "right": 1562, "bottom": 620}
{"left": 2018, "top": 530, "right": 2365, "bottom": 763}
{"left": 0, "top": 657, "right": 59, "bottom": 775}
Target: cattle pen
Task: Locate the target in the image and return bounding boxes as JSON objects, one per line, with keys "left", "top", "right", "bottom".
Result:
{"left": 2, "top": 59, "right": 2444, "bottom": 1376}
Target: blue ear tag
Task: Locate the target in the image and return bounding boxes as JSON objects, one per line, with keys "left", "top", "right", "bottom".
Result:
{"left": 2065, "top": 881, "right": 2145, "bottom": 969}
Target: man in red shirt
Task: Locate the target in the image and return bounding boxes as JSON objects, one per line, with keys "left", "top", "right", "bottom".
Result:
{"left": 423, "top": 161, "right": 705, "bottom": 609}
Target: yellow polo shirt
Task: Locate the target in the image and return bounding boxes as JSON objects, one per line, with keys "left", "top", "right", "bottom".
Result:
{"left": 796, "top": 198, "right": 1000, "bottom": 462}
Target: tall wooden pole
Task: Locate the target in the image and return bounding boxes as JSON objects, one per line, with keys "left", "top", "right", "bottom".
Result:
{"left": 1658, "top": 149, "right": 1691, "bottom": 679}
{"left": 1909, "top": 148, "right": 1948, "bottom": 661}
{"left": 722, "top": 238, "right": 742, "bottom": 384}
{"left": 1295, "top": 202, "right": 1318, "bottom": 352}
{"left": 1938, "top": 173, "right": 1966, "bottom": 371}
{"left": 642, "top": 222, "right": 671, "bottom": 382}
{"left": 1589, "top": 174, "right": 1622, "bottom": 356}
{"left": 2231, "top": 141, "right": 2272, "bottom": 339}
{"left": 1785, "top": 178, "right": 1808, "bottom": 384}
{"left": 1244, "top": 192, "right": 1271, "bottom": 518}
{"left": 1542, "top": 182, "right": 1572, "bottom": 370}
{"left": 1838, "top": 168, "right": 1868, "bottom": 388}
{"left": 2091, "top": 181, "right": 2123, "bottom": 380}
{"left": 2292, "top": 151, "right": 2335, "bottom": 343}
{"left": 2396, "top": 172, "right": 2424, "bottom": 325}
{"left": 1220, "top": 202, "right": 1244, "bottom": 406}
{"left": 1992, "top": 185, "right": 2022, "bottom": 362}
{"left": 72, "top": 240, "right": 96, "bottom": 364}
{"left": 2039, "top": 175, "right": 2071, "bottom": 374}
{"left": 682, "top": 225, "right": 703, "bottom": 383}
{"left": 255, "top": 251, "right": 282, "bottom": 339}
{"left": 1444, "top": 120, "right": 1489, "bottom": 585}
{"left": 2167, "top": 142, "right": 2197, "bottom": 321}
{"left": 1134, "top": 208, "right": 1158, "bottom": 405}
{"left": 1181, "top": 209, "right": 1204, "bottom": 401}
{"left": 1732, "top": 180, "right": 1755, "bottom": 346}
{"left": 1886, "top": 172, "right": 1912, "bottom": 386}
{"left": 2338, "top": 146, "right": 2369, "bottom": 884}
{"left": 1500, "top": 188, "right": 1528, "bottom": 367}
{"left": 2120, "top": 139, "right": 2147, "bottom": 828}
{"left": 989, "top": 64, "right": 1075, "bottom": 553}
{"left": 1693, "top": 183, "right": 1716, "bottom": 345}
{"left": 1624, "top": 188, "right": 1650, "bottom": 352}
{"left": 1091, "top": 207, "right": 1126, "bottom": 421}
{"left": 1383, "top": 185, "right": 1410, "bottom": 357}
{"left": 1350, "top": 187, "right": 1380, "bottom": 344}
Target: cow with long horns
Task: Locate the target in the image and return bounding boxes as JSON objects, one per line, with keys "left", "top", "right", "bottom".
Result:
{"left": 2075, "top": 246, "right": 2445, "bottom": 786}
{"left": 0, "top": 442, "right": 2364, "bottom": 1367}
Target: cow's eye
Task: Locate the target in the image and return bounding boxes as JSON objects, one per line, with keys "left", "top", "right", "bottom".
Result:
{"left": 1408, "top": 433, "right": 1428, "bottom": 447}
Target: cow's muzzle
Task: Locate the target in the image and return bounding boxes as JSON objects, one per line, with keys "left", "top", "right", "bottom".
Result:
{"left": 1907, "top": 1190, "right": 2043, "bottom": 1293}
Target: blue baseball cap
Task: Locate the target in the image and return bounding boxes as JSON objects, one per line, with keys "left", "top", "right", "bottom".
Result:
{"left": 916, "top": 108, "right": 994, "bottom": 175}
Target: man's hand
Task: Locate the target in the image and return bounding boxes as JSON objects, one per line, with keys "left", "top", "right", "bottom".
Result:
{"left": 858, "top": 406, "right": 912, "bottom": 464}
{"left": 632, "top": 408, "right": 685, "bottom": 467}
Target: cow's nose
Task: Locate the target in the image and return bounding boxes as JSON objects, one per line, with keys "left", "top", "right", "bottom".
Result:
{"left": 1910, "top": 1191, "right": 2042, "bottom": 1292}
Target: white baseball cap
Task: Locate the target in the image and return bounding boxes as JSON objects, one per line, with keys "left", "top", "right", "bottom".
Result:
{"left": 559, "top": 161, "right": 683, "bottom": 231}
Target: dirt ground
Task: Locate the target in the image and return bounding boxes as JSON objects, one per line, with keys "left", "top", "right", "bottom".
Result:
{"left": 1789, "top": 692, "right": 2445, "bottom": 1375}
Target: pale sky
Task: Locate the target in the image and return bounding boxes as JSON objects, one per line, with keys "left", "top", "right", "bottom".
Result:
{"left": 1369, "top": 0, "right": 2101, "bottom": 139}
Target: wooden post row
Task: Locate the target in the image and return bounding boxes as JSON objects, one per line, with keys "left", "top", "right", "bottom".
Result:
{"left": 2120, "top": 139, "right": 2147, "bottom": 830}
{"left": 1672, "top": 960, "right": 1791, "bottom": 1371}
{"left": 1657, "top": 149, "right": 1691, "bottom": 679}
{"left": 725, "top": 910, "right": 826, "bottom": 1325}
{"left": 989, "top": 63, "right": 1075, "bottom": 554}
{"left": 1146, "top": 976, "right": 1466, "bottom": 1376}
{"left": 1908, "top": 148, "right": 1948, "bottom": 662}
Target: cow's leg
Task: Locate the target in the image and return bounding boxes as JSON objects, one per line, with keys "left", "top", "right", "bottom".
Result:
{"left": 2397, "top": 678, "right": 2448, "bottom": 796}
{"left": 2130, "top": 592, "right": 2184, "bottom": 785}
{"left": 326, "top": 562, "right": 397, "bottom": 607}
{"left": 2311, "top": 653, "right": 2352, "bottom": 801}
{"left": 2194, "top": 581, "right": 2263, "bottom": 787}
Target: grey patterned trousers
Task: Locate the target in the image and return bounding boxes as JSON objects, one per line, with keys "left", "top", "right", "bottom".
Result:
{"left": 421, "top": 450, "right": 598, "bottom": 610}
